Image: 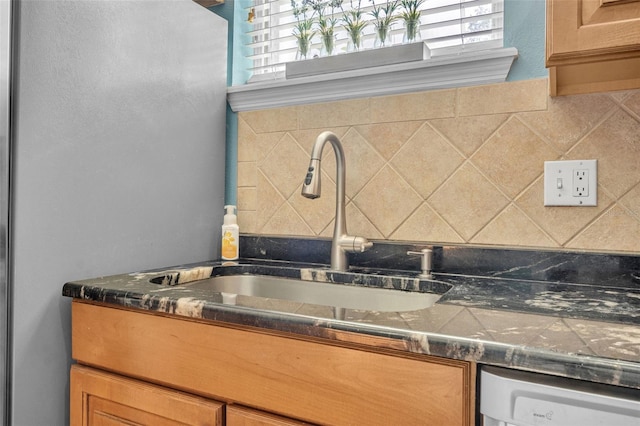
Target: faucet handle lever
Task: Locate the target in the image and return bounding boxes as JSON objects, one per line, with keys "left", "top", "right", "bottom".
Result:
{"left": 407, "top": 248, "right": 433, "bottom": 279}
{"left": 353, "top": 236, "right": 373, "bottom": 253}
{"left": 339, "top": 235, "right": 373, "bottom": 254}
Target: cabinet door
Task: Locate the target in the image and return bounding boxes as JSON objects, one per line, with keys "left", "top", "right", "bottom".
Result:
{"left": 546, "top": 0, "right": 640, "bottom": 95}
{"left": 227, "top": 405, "right": 313, "bottom": 426}
{"left": 70, "top": 365, "right": 223, "bottom": 426}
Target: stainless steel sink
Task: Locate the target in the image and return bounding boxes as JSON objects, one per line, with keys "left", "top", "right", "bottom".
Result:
{"left": 180, "top": 274, "right": 443, "bottom": 313}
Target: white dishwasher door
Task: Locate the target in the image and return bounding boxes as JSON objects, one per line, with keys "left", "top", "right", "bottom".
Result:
{"left": 480, "top": 366, "right": 640, "bottom": 426}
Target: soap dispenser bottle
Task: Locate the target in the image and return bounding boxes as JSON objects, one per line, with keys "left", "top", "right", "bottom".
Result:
{"left": 221, "top": 205, "right": 239, "bottom": 260}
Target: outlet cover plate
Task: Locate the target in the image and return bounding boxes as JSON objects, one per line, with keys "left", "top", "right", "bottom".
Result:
{"left": 544, "top": 160, "right": 597, "bottom": 206}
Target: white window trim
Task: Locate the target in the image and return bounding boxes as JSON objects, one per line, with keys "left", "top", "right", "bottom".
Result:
{"left": 227, "top": 46, "right": 518, "bottom": 112}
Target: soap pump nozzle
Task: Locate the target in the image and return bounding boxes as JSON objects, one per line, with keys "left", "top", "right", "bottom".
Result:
{"left": 223, "top": 205, "right": 237, "bottom": 225}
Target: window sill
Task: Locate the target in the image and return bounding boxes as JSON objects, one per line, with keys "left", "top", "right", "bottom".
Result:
{"left": 227, "top": 47, "right": 518, "bottom": 112}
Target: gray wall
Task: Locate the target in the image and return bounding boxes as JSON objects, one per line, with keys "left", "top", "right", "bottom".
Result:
{"left": 11, "top": 1, "right": 227, "bottom": 424}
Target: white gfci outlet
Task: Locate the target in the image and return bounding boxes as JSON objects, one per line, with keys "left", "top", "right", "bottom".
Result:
{"left": 544, "top": 160, "right": 597, "bottom": 206}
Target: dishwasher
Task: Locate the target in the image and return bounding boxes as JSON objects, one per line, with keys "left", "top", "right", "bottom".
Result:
{"left": 480, "top": 366, "right": 640, "bottom": 426}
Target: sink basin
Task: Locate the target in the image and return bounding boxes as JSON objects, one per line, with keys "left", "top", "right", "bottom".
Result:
{"left": 187, "top": 274, "right": 442, "bottom": 312}
{"left": 150, "top": 270, "right": 447, "bottom": 315}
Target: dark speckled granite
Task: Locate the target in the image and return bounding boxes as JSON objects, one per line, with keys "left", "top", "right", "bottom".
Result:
{"left": 241, "top": 236, "right": 640, "bottom": 288}
{"left": 63, "top": 237, "right": 640, "bottom": 391}
{"left": 438, "top": 275, "right": 640, "bottom": 325}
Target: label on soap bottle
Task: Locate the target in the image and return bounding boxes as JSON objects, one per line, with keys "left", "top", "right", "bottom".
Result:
{"left": 221, "top": 229, "right": 238, "bottom": 260}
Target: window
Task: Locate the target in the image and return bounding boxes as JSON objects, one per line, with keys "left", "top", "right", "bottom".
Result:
{"left": 244, "top": 0, "right": 503, "bottom": 83}
{"left": 227, "top": 0, "right": 515, "bottom": 112}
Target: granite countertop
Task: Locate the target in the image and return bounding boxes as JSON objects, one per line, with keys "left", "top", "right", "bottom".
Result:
{"left": 62, "top": 255, "right": 640, "bottom": 391}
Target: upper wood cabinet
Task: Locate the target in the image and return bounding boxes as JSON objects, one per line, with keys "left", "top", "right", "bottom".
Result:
{"left": 546, "top": 0, "right": 640, "bottom": 95}
{"left": 194, "top": 0, "right": 224, "bottom": 8}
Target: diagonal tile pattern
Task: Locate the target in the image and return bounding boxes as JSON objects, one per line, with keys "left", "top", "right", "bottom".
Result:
{"left": 467, "top": 308, "right": 559, "bottom": 346}
{"left": 260, "top": 133, "right": 310, "bottom": 200}
{"left": 429, "top": 163, "right": 510, "bottom": 241}
{"left": 254, "top": 171, "right": 286, "bottom": 233}
{"left": 392, "top": 203, "right": 464, "bottom": 243}
{"left": 472, "top": 204, "right": 558, "bottom": 247}
{"left": 526, "top": 319, "right": 594, "bottom": 355}
{"left": 622, "top": 91, "right": 640, "bottom": 116}
{"left": 517, "top": 93, "right": 615, "bottom": 152}
{"left": 391, "top": 123, "right": 465, "bottom": 198}
{"left": 471, "top": 116, "right": 559, "bottom": 198}
{"left": 355, "top": 121, "right": 423, "bottom": 160}
{"left": 288, "top": 171, "right": 336, "bottom": 235}
{"left": 238, "top": 79, "right": 640, "bottom": 254}
{"left": 564, "top": 319, "right": 640, "bottom": 359}
{"left": 320, "top": 128, "right": 386, "bottom": 199}
{"left": 569, "top": 108, "right": 640, "bottom": 199}
{"left": 354, "top": 165, "right": 422, "bottom": 237}
{"left": 430, "top": 114, "right": 509, "bottom": 157}
{"left": 515, "top": 178, "right": 614, "bottom": 245}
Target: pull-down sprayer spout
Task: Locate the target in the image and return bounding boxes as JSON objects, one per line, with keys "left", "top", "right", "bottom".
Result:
{"left": 302, "top": 131, "right": 373, "bottom": 271}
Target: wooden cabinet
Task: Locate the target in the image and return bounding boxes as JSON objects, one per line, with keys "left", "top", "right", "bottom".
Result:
{"left": 193, "top": 0, "right": 224, "bottom": 7}
{"left": 70, "top": 364, "right": 223, "bottom": 426}
{"left": 70, "top": 300, "right": 475, "bottom": 425}
{"left": 227, "top": 405, "right": 312, "bottom": 426}
{"left": 546, "top": 0, "right": 640, "bottom": 95}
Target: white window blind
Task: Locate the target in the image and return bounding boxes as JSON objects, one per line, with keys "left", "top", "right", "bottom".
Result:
{"left": 245, "top": 0, "right": 503, "bottom": 83}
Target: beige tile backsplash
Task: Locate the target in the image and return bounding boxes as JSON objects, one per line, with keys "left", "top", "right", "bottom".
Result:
{"left": 237, "top": 78, "right": 640, "bottom": 254}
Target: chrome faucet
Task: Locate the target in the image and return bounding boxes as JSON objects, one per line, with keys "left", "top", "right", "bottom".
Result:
{"left": 302, "top": 131, "right": 373, "bottom": 271}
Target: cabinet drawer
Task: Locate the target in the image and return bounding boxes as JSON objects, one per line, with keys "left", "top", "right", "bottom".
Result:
{"left": 227, "top": 405, "right": 313, "bottom": 426}
{"left": 70, "top": 364, "right": 223, "bottom": 425}
{"left": 72, "top": 301, "right": 474, "bottom": 425}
